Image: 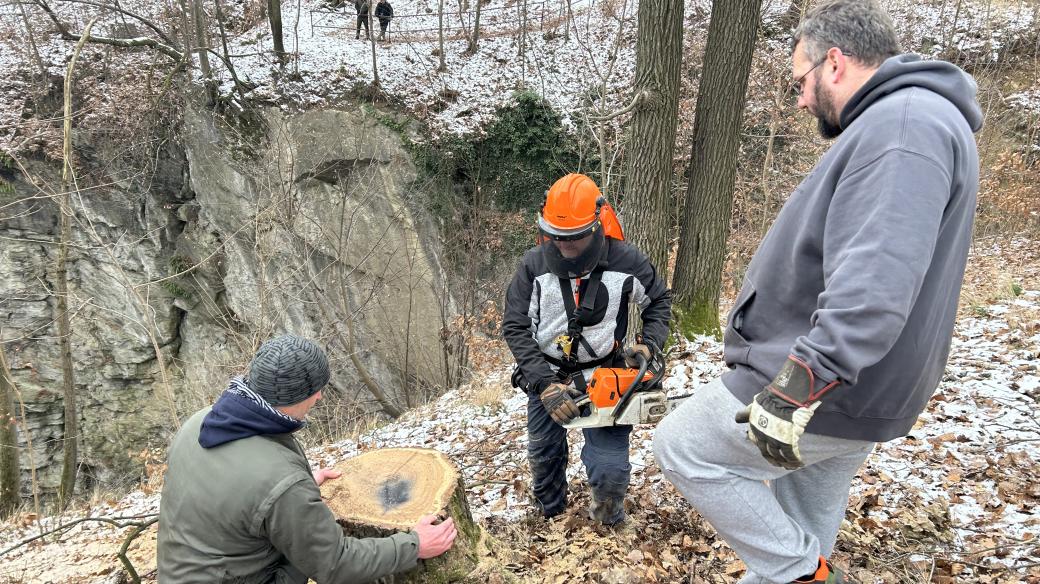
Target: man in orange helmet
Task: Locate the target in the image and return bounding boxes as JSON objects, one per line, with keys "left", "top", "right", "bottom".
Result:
{"left": 502, "top": 173, "right": 672, "bottom": 525}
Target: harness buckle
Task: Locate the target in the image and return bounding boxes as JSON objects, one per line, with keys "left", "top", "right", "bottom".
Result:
{"left": 554, "top": 334, "right": 574, "bottom": 357}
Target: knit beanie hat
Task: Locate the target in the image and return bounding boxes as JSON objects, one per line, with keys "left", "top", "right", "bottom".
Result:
{"left": 246, "top": 335, "right": 331, "bottom": 406}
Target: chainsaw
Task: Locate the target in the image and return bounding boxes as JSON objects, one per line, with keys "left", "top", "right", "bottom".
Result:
{"left": 562, "top": 350, "right": 687, "bottom": 429}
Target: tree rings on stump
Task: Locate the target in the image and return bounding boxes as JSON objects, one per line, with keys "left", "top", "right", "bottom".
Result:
{"left": 320, "top": 447, "right": 483, "bottom": 583}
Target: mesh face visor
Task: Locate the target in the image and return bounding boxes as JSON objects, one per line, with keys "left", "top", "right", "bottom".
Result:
{"left": 540, "top": 226, "right": 606, "bottom": 279}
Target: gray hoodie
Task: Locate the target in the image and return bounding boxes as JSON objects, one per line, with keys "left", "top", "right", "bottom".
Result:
{"left": 721, "top": 54, "right": 983, "bottom": 442}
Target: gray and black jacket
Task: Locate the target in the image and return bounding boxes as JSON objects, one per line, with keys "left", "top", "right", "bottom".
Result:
{"left": 722, "top": 54, "right": 983, "bottom": 443}
{"left": 503, "top": 239, "right": 671, "bottom": 395}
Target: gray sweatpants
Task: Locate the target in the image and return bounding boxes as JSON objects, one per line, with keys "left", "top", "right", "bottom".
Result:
{"left": 653, "top": 378, "right": 874, "bottom": 583}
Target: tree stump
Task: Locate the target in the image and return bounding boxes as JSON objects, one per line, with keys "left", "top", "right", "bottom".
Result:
{"left": 319, "top": 447, "right": 483, "bottom": 583}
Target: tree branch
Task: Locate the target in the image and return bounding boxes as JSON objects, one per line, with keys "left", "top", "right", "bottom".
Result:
{"left": 40, "top": 0, "right": 178, "bottom": 46}
{"left": 0, "top": 513, "right": 158, "bottom": 557}
{"left": 117, "top": 516, "right": 159, "bottom": 583}
{"left": 587, "top": 90, "right": 649, "bottom": 122}
{"left": 35, "top": 0, "right": 183, "bottom": 62}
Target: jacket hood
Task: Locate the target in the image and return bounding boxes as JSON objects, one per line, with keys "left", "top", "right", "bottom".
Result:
{"left": 198, "top": 377, "right": 304, "bottom": 448}
{"left": 841, "top": 54, "right": 983, "bottom": 133}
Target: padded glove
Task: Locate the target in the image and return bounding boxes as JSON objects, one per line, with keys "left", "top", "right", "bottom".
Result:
{"left": 735, "top": 356, "right": 837, "bottom": 470}
{"left": 540, "top": 383, "right": 582, "bottom": 425}
{"left": 622, "top": 343, "right": 651, "bottom": 368}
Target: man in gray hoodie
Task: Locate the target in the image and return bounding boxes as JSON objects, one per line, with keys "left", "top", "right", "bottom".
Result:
{"left": 653, "top": 1, "right": 982, "bottom": 583}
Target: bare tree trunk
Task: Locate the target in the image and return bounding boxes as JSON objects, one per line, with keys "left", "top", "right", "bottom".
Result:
{"left": 315, "top": 294, "right": 405, "bottom": 418}
{"left": 565, "top": 0, "right": 572, "bottom": 41}
{"left": 293, "top": 0, "right": 302, "bottom": 74}
{"left": 191, "top": 0, "right": 211, "bottom": 77}
{"left": 191, "top": 0, "right": 215, "bottom": 103}
{"left": 437, "top": 0, "right": 446, "bottom": 71}
{"left": 0, "top": 344, "right": 20, "bottom": 519}
{"left": 672, "top": 0, "right": 763, "bottom": 338}
{"left": 212, "top": 0, "right": 247, "bottom": 95}
{"left": 621, "top": 0, "right": 684, "bottom": 277}
{"left": 269, "top": 0, "right": 286, "bottom": 58}
{"left": 110, "top": 0, "right": 133, "bottom": 35}
{"left": 519, "top": 0, "right": 527, "bottom": 82}
{"left": 18, "top": 2, "right": 48, "bottom": 81}
{"left": 56, "top": 18, "right": 97, "bottom": 510}
{"left": 175, "top": 0, "right": 194, "bottom": 68}
{"left": 944, "top": 0, "right": 964, "bottom": 62}
{"left": 368, "top": 9, "right": 380, "bottom": 87}
{"left": 759, "top": 69, "right": 785, "bottom": 233}
{"left": 467, "top": 0, "right": 482, "bottom": 54}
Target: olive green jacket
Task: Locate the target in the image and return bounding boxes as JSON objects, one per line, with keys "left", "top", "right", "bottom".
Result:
{"left": 157, "top": 408, "right": 419, "bottom": 583}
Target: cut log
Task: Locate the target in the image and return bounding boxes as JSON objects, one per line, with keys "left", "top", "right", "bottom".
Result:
{"left": 320, "top": 447, "right": 483, "bottom": 583}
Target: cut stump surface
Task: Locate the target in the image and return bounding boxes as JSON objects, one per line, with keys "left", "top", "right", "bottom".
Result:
{"left": 321, "top": 447, "right": 460, "bottom": 531}
{"left": 320, "top": 447, "right": 484, "bottom": 583}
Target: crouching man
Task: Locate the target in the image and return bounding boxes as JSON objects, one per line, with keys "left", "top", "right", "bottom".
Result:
{"left": 158, "top": 334, "right": 457, "bottom": 583}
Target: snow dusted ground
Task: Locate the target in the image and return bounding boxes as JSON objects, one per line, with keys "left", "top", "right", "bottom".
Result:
{"left": 206, "top": 0, "right": 1040, "bottom": 137}
{"left": 217, "top": 0, "right": 645, "bottom": 135}
{"left": 1, "top": 0, "right": 1036, "bottom": 149}
{"left": 0, "top": 0, "right": 1038, "bottom": 580}
{"left": 1, "top": 238, "right": 1036, "bottom": 583}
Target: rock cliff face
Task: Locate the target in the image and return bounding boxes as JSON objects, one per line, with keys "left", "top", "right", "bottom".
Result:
{"left": 0, "top": 105, "right": 452, "bottom": 492}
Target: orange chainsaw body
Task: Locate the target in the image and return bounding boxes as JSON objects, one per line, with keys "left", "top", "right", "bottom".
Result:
{"left": 587, "top": 367, "right": 655, "bottom": 408}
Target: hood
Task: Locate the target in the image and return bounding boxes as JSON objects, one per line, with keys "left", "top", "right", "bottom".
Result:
{"left": 198, "top": 377, "right": 304, "bottom": 448}
{"left": 841, "top": 54, "right": 984, "bottom": 133}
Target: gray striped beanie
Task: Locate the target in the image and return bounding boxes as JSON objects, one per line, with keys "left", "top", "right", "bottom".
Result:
{"left": 246, "top": 335, "right": 331, "bottom": 406}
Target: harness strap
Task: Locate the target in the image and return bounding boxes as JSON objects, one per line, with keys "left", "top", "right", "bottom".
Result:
{"left": 555, "top": 269, "right": 611, "bottom": 392}
{"left": 544, "top": 351, "right": 616, "bottom": 373}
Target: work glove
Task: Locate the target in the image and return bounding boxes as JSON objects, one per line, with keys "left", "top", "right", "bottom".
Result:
{"left": 540, "top": 382, "right": 582, "bottom": 425}
{"left": 734, "top": 356, "right": 837, "bottom": 470}
{"left": 622, "top": 342, "right": 651, "bottom": 368}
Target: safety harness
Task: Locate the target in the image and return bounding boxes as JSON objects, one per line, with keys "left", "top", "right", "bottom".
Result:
{"left": 511, "top": 191, "right": 627, "bottom": 395}
{"left": 545, "top": 269, "right": 618, "bottom": 391}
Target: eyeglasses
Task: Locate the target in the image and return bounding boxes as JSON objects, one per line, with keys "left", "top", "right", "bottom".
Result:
{"left": 789, "top": 52, "right": 856, "bottom": 96}
{"left": 790, "top": 58, "right": 826, "bottom": 96}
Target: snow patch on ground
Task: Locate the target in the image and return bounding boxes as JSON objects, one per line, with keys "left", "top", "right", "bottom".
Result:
{"left": 3, "top": 0, "right": 1036, "bottom": 151}
{"left": 1, "top": 241, "right": 1038, "bottom": 581}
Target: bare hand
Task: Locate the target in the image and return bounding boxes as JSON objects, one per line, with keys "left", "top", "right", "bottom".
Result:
{"left": 414, "top": 514, "right": 457, "bottom": 559}
{"left": 312, "top": 468, "right": 342, "bottom": 486}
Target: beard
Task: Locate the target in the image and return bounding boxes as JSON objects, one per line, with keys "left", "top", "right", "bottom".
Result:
{"left": 813, "top": 76, "right": 843, "bottom": 139}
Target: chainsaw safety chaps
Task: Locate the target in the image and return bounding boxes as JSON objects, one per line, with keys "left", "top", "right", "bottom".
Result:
{"left": 527, "top": 395, "right": 570, "bottom": 517}
{"left": 581, "top": 423, "right": 632, "bottom": 524}
{"left": 526, "top": 395, "right": 633, "bottom": 522}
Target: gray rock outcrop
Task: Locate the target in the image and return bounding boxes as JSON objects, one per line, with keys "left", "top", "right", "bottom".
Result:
{"left": 0, "top": 105, "right": 453, "bottom": 493}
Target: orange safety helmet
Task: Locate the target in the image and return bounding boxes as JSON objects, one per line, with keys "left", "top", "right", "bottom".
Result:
{"left": 538, "top": 174, "right": 624, "bottom": 279}
{"left": 538, "top": 174, "right": 624, "bottom": 242}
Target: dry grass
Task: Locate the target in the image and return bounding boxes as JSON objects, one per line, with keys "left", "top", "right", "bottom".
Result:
{"left": 465, "top": 383, "right": 507, "bottom": 413}
{"left": 960, "top": 265, "right": 1025, "bottom": 313}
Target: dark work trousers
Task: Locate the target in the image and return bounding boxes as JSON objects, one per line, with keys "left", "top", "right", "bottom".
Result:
{"left": 527, "top": 393, "right": 632, "bottom": 524}
{"left": 355, "top": 15, "right": 369, "bottom": 37}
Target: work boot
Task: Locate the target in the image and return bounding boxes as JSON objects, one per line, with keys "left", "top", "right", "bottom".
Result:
{"left": 793, "top": 556, "right": 856, "bottom": 584}
{"left": 355, "top": 33, "right": 360, "bottom": 39}
{"left": 588, "top": 495, "right": 625, "bottom": 525}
